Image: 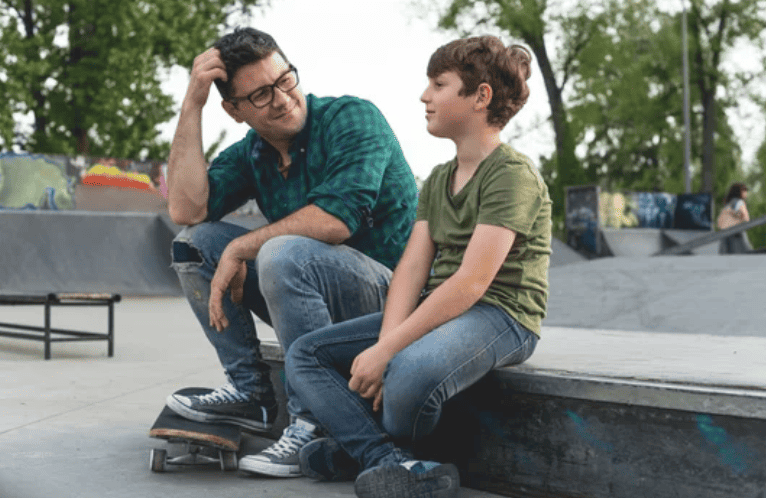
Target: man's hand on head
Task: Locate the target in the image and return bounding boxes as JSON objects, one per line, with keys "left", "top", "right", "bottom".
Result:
{"left": 186, "top": 48, "right": 228, "bottom": 110}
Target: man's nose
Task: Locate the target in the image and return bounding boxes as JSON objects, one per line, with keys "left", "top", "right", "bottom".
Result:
{"left": 271, "top": 86, "right": 290, "bottom": 108}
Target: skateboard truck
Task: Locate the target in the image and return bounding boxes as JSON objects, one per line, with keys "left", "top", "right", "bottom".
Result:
{"left": 149, "top": 387, "right": 242, "bottom": 473}
{"left": 150, "top": 444, "right": 237, "bottom": 472}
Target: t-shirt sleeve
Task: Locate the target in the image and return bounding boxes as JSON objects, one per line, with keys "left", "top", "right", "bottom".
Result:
{"left": 415, "top": 171, "right": 434, "bottom": 223}
{"left": 205, "top": 137, "right": 252, "bottom": 222}
{"left": 307, "top": 99, "right": 393, "bottom": 235}
{"left": 478, "top": 162, "right": 544, "bottom": 236}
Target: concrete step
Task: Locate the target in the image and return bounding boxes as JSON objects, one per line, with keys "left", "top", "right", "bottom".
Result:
{"left": 262, "top": 326, "right": 766, "bottom": 498}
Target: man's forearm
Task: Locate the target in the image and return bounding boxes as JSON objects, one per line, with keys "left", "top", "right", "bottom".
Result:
{"left": 229, "top": 204, "right": 351, "bottom": 260}
{"left": 167, "top": 104, "right": 209, "bottom": 225}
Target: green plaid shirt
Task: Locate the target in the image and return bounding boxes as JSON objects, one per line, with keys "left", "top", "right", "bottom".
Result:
{"left": 205, "top": 94, "right": 418, "bottom": 270}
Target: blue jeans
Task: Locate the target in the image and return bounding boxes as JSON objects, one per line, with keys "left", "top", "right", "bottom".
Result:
{"left": 171, "top": 221, "right": 391, "bottom": 406}
{"left": 285, "top": 302, "right": 538, "bottom": 470}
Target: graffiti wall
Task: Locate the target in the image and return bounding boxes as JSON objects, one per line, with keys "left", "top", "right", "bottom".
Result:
{"left": 0, "top": 153, "right": 167, "bottom": 212}
{"left": 565, "top": 185, "right": 601, "bottom": 255}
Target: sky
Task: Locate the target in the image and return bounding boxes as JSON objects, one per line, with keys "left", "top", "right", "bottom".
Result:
{"left": 158, "top": 0, "right": 554, "bottom": 181}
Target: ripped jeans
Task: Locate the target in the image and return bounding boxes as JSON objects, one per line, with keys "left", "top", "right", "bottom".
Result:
{"left": 171, "top": 221, "right": 391, "bottom": 406}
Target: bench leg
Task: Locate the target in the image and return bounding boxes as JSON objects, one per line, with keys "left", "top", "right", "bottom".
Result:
{"left": 108, "top": 299, "right": 115, "bottom": 357}
{"left": 44, "top": 297, "right": 52, "bottom": 360}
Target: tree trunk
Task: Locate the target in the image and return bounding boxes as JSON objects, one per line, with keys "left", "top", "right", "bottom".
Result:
{"left": 700, "top": 91, "right": 716, "bottom": 194}
{"left": 528, "top": 37, "right": 583, "bottom": 214}
{"left": 67, "top": 1, "right": 92, "bottom": 155}
{"left": 23, "top": 0, "right": 47, "bottom": 148}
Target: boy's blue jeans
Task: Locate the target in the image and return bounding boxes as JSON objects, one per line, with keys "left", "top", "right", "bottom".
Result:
{"left": 285, "top": 302, "right": 538, "bottom": 470}
{"left": 171, "top": 221, "right": 391, "bottom": 406}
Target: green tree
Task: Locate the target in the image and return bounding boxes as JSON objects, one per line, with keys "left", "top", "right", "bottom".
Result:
{"left": 434, "top": 0, "right": 598, "bottom": 225}
{"left": 743, "top": 136, "right": 766, "bottom": 249}
{"left": 0, "top": 0, "right": 264, "bottom": 160}
{"left": 567, "top": 0, "right": 765, "bottom": 202}
{"left": 687, "top": 0, "right": 766, "bottom": 194}
{"left": 568, "top": 0, "right": 744, "bottom": 196}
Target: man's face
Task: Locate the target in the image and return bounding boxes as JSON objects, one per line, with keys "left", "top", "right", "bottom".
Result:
{"left": 222, "top": 51, "right": 307, "bottom": 145}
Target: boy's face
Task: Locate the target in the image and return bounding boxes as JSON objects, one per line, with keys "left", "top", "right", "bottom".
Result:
{"left": 420, "top": 71, "right": 475, "bottom": 139}
{"left": 222, "top": 51, "right": 307, "bottom": 145}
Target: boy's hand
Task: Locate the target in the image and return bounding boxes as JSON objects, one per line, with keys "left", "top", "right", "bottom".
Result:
{"left": 349, "top": 344, "right": 395, "bottom": 412}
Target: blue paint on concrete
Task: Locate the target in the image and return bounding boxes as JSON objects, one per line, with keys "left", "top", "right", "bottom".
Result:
{"left": 696, "top": 414, "right": 751, "bottom": 475}
{"left": 566, "top": 410, "right": 614, "bottom": 452}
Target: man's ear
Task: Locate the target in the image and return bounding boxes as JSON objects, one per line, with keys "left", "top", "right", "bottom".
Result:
{"left": 474, "top": 83, "right": 493, "bottom": 111}
{"left": 222, "top": 100, "right": 245, "bottom": 124}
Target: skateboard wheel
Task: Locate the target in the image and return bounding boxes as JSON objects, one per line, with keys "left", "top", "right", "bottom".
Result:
{"left": 220, "top": 450, "right": 237, "bottom": 471}
{"left": 150, "top": 448, "right": 167, "bottom": 473}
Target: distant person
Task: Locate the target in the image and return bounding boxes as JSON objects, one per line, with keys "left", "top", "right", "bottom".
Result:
{"left": 164, "top": 27, "right": 418, "bottom": 477}
{"left": 717, "top": 182, "right": 752, "bottom": 254}
{"left": 285, "top": 36, "right": 551, "bottom": 498}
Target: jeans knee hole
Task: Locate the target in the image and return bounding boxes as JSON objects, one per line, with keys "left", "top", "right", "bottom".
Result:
{"left": 172, "top": 240, "right": 203, "bottom": 264}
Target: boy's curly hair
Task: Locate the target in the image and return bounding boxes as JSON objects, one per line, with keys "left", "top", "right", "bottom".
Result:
{"left": 427, "top": 35, "right": 532, "bottom": 128}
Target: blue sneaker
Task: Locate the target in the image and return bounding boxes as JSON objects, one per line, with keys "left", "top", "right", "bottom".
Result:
{"left": 354, "top": 459, "right": 460, "bottom": 498}
{"left": 299, "top": 437, "right": 359, "bottom": 481}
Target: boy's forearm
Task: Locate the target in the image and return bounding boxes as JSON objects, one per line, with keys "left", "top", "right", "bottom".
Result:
{"left": 377, "top": 269, "right": 485, "bottom": 356}
{"left": 378, "top": 263, "right": 429, "bottom": 340}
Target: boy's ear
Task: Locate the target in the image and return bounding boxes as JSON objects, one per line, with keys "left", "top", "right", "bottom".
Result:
{"left": 474, "top": 83, "right": 493, "bottom": 111}
{"left": 222, "top": 100, "right": 245, "bottom": 124}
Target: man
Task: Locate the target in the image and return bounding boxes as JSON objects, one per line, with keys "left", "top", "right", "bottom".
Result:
{"left": 165, "top": 27, "right": 418, "bottom": 478}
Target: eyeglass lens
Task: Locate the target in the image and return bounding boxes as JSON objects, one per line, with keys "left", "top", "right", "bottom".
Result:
{"left": 251, "top": 69, "right": 299, "bottom": 108}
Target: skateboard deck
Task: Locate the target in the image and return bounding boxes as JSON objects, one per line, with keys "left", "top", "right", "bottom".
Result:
{"left": 149, "top": 387, "right": 242, "bottom": 472}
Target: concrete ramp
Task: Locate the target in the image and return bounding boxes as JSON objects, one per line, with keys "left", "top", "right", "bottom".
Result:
{"left": 546, "top": 254, "right": 766, "bottom": 336}
{"left": 550, "top": 236, "right": 588, "bottom": 266}
{"left": 0, "top": 211, "right": 181, "bottom": 296}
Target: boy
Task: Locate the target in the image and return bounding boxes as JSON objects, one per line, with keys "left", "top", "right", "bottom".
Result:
{"left": 286, "top": 35, "right": 551, "bottom": 497}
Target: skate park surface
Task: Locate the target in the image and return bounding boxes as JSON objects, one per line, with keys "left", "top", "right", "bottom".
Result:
{"left": 2, "top": 210, "right": 766, "bottom": 497}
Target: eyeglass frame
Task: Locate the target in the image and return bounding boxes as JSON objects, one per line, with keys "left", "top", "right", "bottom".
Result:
{"left": 228, "top": 65, "right": 299, "bottom": 109}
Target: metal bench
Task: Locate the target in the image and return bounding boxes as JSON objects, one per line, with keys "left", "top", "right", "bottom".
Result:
{"left": 0, "top": 293, "right": 120, "bottom": 360}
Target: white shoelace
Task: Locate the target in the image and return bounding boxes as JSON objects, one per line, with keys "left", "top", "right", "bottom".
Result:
{"left": 263, "top": 424, "right": 315, "bottom": 458}
{"left": 195, "top": 382, "right": 249, "bottom": 405}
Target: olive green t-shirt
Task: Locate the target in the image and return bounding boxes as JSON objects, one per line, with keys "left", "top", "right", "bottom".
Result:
{"left": 416, "top": 143, "right": 552, "bottom": 336}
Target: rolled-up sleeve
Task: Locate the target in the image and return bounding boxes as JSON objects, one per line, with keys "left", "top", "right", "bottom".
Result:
{"left": 307, "top": 99, "right": 393, "bottom": 235}
{"left": 205, "top": 135, "right": 253, "bottom": 222}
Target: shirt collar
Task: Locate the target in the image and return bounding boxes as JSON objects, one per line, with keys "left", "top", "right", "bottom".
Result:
{"left": 249, "top": 93, "right": 315, "bottom": 169}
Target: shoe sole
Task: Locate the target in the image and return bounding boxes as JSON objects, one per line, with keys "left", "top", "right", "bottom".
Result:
{"left": 165, "top": 394, "right": 273, "bottom": 432}
{"left": 354, "top": 463, "right": 460, "bottom": 498}
{"left": 239, "top": 456, "right": 302, "bottom": 478}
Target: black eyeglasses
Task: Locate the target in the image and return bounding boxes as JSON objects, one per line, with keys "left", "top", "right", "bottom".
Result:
{"left": 230, "top": 66, "right": 299, "bottom": 109}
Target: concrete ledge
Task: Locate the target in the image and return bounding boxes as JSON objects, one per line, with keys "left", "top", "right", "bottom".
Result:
{"left": 260, "top": 326, "right": 766, "bottom": 497}
{"left": 261, "top": 326, "right": 766, "bottom": 420}
{"left": 496, "top": 368, "right": 766, "bottom": 420}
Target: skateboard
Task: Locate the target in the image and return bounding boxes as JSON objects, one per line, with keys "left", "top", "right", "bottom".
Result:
{"left": 149, "top": 387, "right": 242, "bottom": 472}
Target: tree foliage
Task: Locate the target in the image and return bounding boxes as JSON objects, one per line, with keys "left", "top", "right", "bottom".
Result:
{"left": 0, "top": 0, "right": 264, "bottom": 160}
{"left": 434, "top": 0, "right": 597, "bottom": 225}
{"left": 427, "top": 0, "right": 766, "bottom": 222}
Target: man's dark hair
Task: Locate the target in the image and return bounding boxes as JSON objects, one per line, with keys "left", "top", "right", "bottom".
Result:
{"left": 213, "top": 27, "right": 288, "bottom": 101}
{"left": 427, "top": 36, "right": 532, "bottom": 128}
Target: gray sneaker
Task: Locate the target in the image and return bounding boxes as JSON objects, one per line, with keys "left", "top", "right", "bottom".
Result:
{"left": 166, "top": 383, "right": 277, "bottom": 432}
{"left": 239, "top": 419, "right": 318, "bottom": 477}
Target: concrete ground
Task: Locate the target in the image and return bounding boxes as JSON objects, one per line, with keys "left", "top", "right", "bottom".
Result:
{"left": 3, "top": 254, "right": 765, "bottom": 497}
{"left": 0, "top": 297, "right": 501, "bottom": 498}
